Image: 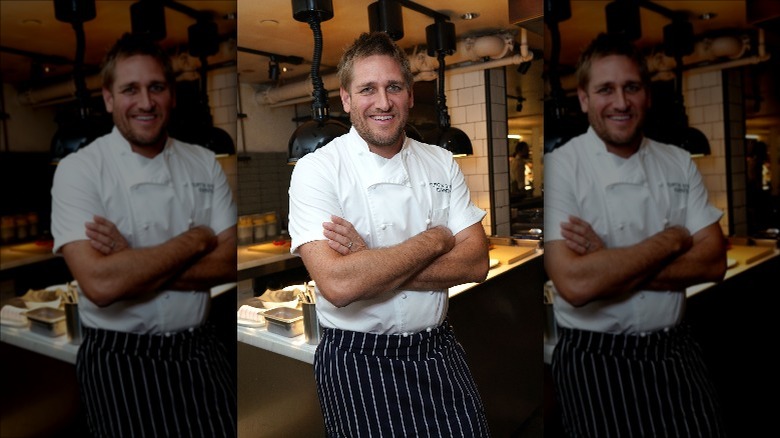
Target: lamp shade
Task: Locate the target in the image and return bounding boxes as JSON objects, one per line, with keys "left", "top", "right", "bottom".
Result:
{"left": 288, "top": 119, "right": 349, "bottom": 164}
{"left": 425, "top": 126, "right": 473, "bottom": 157}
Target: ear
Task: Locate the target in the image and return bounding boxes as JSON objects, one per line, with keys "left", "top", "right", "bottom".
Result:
{"left": 102, "top": 87, "right": 114, "bottom": 113}
{"left": 577, "top": 88, "right": 589, "bottom": 113}
{"left": 340, "top": 87, "right": 351, "bottom": 113}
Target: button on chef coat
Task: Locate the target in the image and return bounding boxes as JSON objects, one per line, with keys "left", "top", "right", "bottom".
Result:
{"left": 52, "top": 128, "right": 237, "bottom": 334}
{"left": 289, "top": 127, "right": 485, "bottom": 334}
{"left": 543, "top": 128, "right": 722, "bottom": 334}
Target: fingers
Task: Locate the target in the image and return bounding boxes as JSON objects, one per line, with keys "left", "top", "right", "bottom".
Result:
{"left": 88, "top": 236, "right": 114, "bottom": 255}
{"left": 326, "top": 239, "right": 350, "bottom": 256}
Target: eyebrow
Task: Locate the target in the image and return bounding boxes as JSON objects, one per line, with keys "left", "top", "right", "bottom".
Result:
{"left": 353, "top": 79, "right": 405, "bottom": 89}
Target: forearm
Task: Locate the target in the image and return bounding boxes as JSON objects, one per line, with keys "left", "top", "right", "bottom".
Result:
{"left": 546, "top": 226, "right": 691, "bottom": 306}
{"left": 165, "top": 226, "right": 237, "bottom": 291}
{"left": 62, "top": 226, "right": 216, "bottom": 306}
{"left": 300, "top": 227, "right": 453, "bottom": 307}
{"left": 642, "top": 223, "right": 727, "bottom": 290}
{"left": 401, "top": 223, "right": 489, "bottom": 290}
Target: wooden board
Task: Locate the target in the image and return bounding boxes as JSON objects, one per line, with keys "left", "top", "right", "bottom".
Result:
{"left": 246, "top": 241, "right": 292, "bottom": 255}
{"left": 727, "top": 245, "right": 775, "bottom": 266}
{"left": 489, "top": 245, "right": 537, "bottom": 265}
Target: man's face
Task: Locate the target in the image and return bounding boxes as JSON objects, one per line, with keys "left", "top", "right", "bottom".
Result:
{"left": 578, "top": 54, "right": 649, "bottom": 156}
{"left": 102, "top": 54, "right": 174, "bottom": 156}
{"left": 340, "top": 54, "right": 413, "bottom": 157}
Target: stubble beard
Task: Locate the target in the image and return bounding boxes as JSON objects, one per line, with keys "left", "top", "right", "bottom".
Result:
{"left": 351, "top": 112, "right": 406, "bottom": 150}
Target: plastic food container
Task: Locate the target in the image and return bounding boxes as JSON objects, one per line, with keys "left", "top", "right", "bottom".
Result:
{"left": 263, "top": 307, "right": 304, "bottom": 337}
{"left": 25, "top": 307, "right": 67, "bottom": 337}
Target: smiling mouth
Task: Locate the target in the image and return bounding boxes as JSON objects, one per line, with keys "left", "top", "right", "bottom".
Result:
{"left": 370, "top": 115, "right": 394, "bottom": 121}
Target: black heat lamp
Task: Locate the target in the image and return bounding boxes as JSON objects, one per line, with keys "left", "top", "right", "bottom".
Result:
{"left": 288, "top": 0, "right": 349, "bottom": 164}
{"left": 131, "top": 0, "right": 166, "bottom": 41}
{"left": 51, "top": 0, "right": 103, "bottom": 162}
{"left": 605, "top": 0, "right": 642, "bottom": 41}
{"left": 664, "top": 15, "right": 710, "bottom": 156}
{"left": 423, "top": 20, "right": 472, "bottom": 157}
{"left": 368, "top": 0, "right": 404, "bottom": 41}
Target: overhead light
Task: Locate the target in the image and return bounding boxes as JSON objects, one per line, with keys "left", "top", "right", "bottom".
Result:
{"left": 508, "top": 134, "right": 522, "bottom": 140}
{"left": 368, "top": 0, "right": 404, "bottom": 41}
{"left": 460, "top": 12, "right": 480, "bottom": 20}
{"left": 287, "top": 0, "right": 348, "bottom": 164}
{"left": 423, "top": 19, "right": 473, "bottom": 157}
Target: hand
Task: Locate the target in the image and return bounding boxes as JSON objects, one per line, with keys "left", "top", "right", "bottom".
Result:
{"left": 424, "top": 225, "right": 456, "bottom": 254}
{"left": 85, "top": 215, "right": 130, "bottom": 255}
{"left": 323, "top": 215, "right": 368, "bottom": 255}
{"left": 657, "top": 225, "right": 693, "bottom": 254}
{"left": 561, "top": 215, "right": 604, "bottom": 255}
{"left": 185, "top": 225, "right": 219, "bottom": 254}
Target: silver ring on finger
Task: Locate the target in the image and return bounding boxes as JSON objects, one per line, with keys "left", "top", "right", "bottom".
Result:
{"left": 347, "top": 241, "right": 353, "bottom": 249}
{"left": 110, "top": 241, "right": 116, "bottom": 249}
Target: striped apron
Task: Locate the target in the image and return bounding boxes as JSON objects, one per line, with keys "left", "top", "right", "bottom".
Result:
{"left": 76, "top": 324, "right": 237, "bottom": 438}
{"left": 552, "top": 325, "right": 726, "bottom": 438}
{"left": 314, "top": 321, "right": 490, "bottom": 437}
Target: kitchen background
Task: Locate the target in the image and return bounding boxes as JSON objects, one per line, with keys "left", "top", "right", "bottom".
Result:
{"left": 0, "top": 0, "right": 239, "bottom": 297}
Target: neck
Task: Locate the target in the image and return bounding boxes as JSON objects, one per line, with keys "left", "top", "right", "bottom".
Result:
{"left": 131, "top": 138, "right": 167, "bottom": 159}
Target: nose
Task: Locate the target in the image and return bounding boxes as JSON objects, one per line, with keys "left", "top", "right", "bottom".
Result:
{"left": 613, "top": 89, "right": 628, "bottom": 110}
{"left": 137, "top": 89, "right": 154, "bottom": 110}
{"left": 375, "top": 89, "right": 391, "bottom": 111}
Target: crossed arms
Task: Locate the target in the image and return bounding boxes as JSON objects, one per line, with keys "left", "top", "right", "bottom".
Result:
{"left": 62, "top": 216, "right": 236, "bottom": 307}
{"left": 545, "top": 216, "right": 726, "bottom": 307}
{"left": 299, "top": 216, "right": 489, "bottom": 308}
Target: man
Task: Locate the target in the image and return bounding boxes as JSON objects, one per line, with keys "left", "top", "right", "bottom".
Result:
{"left": 288, "top": 32, "right": 491, "bottom": 437}
{"left": 51, "top": 33, "right": 237, "bottom": 437}
{"left": 544, "top": 33, "right": 727, "bottom": 437}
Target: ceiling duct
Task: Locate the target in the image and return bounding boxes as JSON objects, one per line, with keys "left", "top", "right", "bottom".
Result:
{"left": 287, "top": 0, "right": 349, "bottom": 164}
{"left": 255, "top": 31, "right": 516, "bottom": 106}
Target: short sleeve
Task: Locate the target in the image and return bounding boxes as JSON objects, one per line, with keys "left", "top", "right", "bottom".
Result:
{"left": 446, "top": 157, "right": 486, "bottom": 235}
{"left": 51, "top": 154, "right": 105, "bottom": 254}
{"left": 288, "top": 155, "right": 341, "bottom": 254}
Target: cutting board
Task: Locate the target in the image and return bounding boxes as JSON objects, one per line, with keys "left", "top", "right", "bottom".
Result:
{"left": 727, "top": 245, "right": 774, "bottom": 266}
{"left": 489, "top": 245, "right": 537, "bottom": 265}
{"left": 6, "top": 241, "right": 53, "bottom": 254}
{"left": 246, "top": 241, "right": 291, "bottom": 255}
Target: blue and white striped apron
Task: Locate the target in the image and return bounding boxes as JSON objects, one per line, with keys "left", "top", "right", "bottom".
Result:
{"left": 76, "top": 324, "right": 237, "bottom": 438}
{"left": 552, "top": 325, "right": 726, "bottom": 438}
{"left": 314, "top": 320, "right": 490, "bottom": 437}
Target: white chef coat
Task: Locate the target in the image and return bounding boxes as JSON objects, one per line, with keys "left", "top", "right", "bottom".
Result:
{"left": 51, "top": 127, "right": 236, "bottom": 334}
{"left": 289, "top": 127, "right": 485, "bottom": 334}
{"left": 544, "top": 127, "right": 722, "bottom": 334}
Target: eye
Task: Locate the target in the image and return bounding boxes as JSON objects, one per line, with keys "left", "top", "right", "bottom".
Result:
{"left": 149, "top": 83, "right": 167, "bottom": 93}
{"left": 388, "top": 84, "right": 403, "bottom": 93}
{"left": 359, "top": 86, "right": 374, "bottom": 95}
{"left": 595, "top": 86, "right": 612, "bottom": 95}
{"left": 121, "top": 86, "right": 136, "bottom": 95}
{"left": 625, "top": 83, "right": 642, "bottom": 94}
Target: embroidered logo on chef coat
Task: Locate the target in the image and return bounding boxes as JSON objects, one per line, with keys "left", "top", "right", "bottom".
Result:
{"left": 191, "top": 182, "right": 214, "bottom": 193}
{"left": 429, "top": 182, "right": 451, "bottom": 193}
{"left": 667, "top": 182, "right": 689, "bottom": 194}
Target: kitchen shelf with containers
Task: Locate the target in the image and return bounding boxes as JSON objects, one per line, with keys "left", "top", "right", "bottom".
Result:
{"left": 236, "top": 238, "right": 544, "bottom": 364}
{"left": 1, "top": 283, "right": 236, "bottom": 364}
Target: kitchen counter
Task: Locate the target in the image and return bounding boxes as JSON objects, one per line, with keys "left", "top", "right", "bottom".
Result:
{"left": 236, "top": 242, "right": 543, "bottom": 364}
{"left": 237, "top": 240, "right": 303, "bottom": 281}
{"left": 543, "top": 243, "right": 780, "bottom": 364}
{"left": 0, "top": 242, "right": 57, "bottom": 271}
{"left": 0, "top": 283, "right": 237, "bottom": 364}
